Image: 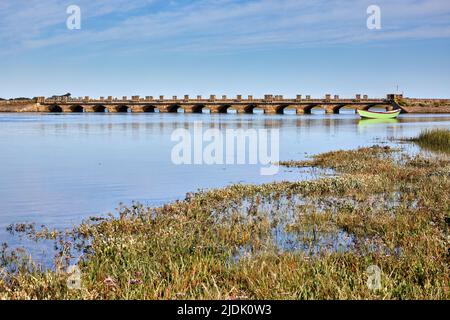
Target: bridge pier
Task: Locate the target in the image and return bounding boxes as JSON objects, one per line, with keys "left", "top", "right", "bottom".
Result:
{"left": 182, "top": 105, "right": 195, "bottom": 113}
{"left": 83, "top": 106, "right": 94, "bottom": 113}
{"left": 295, "top": 108, "right": 305, "bottom": 114}
{"left": 207, "top": 105, "right": 221, "bottom": 113}
{"left": 324, "top": 105, "right": 335, "bottom": 114}
{"left": 84, "top": 105, "right": 106, "bottom": 113}
{"left": 234, "top": 106, "right": 248, "bottom": 114}
{"left": 130, "top": 106, "right": 144, "bottom": 113}
{"left": 62, "top": 106, "right": 74, "bottom": 113}
{"left": 232, "top": 104, "right": 271, "bottom": 114}
{"left": 263, "top": 105, "right": 279, "bottom": 114}
{"left": 182, "top": 105, "right": 204, "bottom": 113}
{"left": 106, "top": 105, "right": 129, "bottom": 113}
{"left": 106, "top": 106, "right": 117, "bottom": 113}
{"left": 325, "top": 105, "right": 342, "bottom": 114}
{"left": 157, "top": 105, "right": 170, "bottom": 113}
{"left": 157, "top": 104, "right": 179, "bottom": 113}
{"left": 298, "top": 104, "right": 319, "bottom": 114}
{"left": 201, "top": 105, "right": 224, "bottom": 113}
{"left": 130, "top": 105, "right": 156, "bottom": 113}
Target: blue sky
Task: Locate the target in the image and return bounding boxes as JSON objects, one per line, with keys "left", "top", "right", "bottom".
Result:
{"left": 1, "top": 0, "right": 450, "bottom": 99}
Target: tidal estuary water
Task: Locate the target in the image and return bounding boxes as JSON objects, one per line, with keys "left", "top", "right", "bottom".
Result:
{"left": 0, "top": 111, "right": 449, "bottom": 255}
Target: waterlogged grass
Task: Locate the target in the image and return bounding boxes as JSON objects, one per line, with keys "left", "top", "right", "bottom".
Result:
{"left": 412, "top": 129, "right": 450, "bottom": 154}
{"left": 0, "top": 146, "right": 449, "bottom": 299}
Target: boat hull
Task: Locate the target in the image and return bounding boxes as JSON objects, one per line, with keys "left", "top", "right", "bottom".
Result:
{"left": 357, "top": 109, "right": 400, "bottom": 119}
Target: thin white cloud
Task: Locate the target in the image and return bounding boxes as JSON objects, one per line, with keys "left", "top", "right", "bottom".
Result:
{"left": 1, "top": 0, "right": 450, "bottom": 55}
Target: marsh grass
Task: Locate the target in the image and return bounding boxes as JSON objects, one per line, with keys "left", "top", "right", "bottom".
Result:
{"left": 412, "top": 129, "right": 450, "bottom": 154}
{"left": 0, "top": 145, "right": 449, "bottom": 299}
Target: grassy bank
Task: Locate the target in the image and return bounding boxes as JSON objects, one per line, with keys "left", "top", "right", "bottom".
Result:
{"left": 411, "top": 129, "right": 450, "bottom": 154}
{"left": 0, "top": 145, "right": 449, "bottom": 300}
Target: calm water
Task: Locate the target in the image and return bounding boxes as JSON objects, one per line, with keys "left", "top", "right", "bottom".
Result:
{"left": 0, "top": 111, "right": 449, "bottom": 248}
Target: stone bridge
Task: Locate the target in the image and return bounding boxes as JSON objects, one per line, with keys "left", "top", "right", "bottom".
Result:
{"left": 30, "top": 94, "right": 401, "bottom": 114}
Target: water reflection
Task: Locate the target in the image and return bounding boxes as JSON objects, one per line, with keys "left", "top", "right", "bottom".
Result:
{"left": 0, "top": 112, "right": 449, "bottom": 246}
{"left": 358, "top": 119, "right": 399, "bottom": 126}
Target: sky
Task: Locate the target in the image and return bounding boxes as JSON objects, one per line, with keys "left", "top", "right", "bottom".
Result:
{"left": 1, "top": 0, "right": 450, "bottom": 99}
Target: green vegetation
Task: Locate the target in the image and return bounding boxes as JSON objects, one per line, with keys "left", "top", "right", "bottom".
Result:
{"left": 0, "top": 146, "right": 449, "bottom": 300}
{"left": 412, "top": 129, "right": 450, "bottom": 154}
{"left": 11, "top": 97, "right": 31, "bottom": 101}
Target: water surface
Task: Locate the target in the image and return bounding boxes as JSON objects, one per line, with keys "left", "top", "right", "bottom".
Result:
{"left": 1, "top": 111, "right": 449, "bottom": 247}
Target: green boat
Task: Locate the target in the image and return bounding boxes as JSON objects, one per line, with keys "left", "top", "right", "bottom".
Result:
{"left": 357, "top": 109, "right": 401, "bottom": 119}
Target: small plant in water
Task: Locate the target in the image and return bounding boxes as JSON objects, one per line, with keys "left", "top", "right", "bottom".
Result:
{"left": 412, "top": 129, "right": 450, "bottom": 154}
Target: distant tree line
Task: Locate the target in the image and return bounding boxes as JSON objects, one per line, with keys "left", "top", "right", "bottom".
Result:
{"left": 0, "top": 93, "right": 71, "bottom": 101}
{"left": 0, "top": 97, "right": 32, "bottom": 101}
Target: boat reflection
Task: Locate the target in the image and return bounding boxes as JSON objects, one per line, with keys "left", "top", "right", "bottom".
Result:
{"left": 358, "top": 118, "right": 399, "bottom": 127}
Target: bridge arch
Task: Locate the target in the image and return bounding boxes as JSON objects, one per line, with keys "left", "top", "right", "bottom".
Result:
{"left": 329, "top": 104, "right": 348, "bottom": 114}
{"left": 69, "top": 105, "right": 84, "bottom": 113}
{"left": 217, "top": 104, "right": 232, "bottom": 113}
{"left": 115, "top": 105, "right": 130, "bottom": 113}
{"left": 190, "top": 104, "right": 205, "bottom": 113}
{"left": 92, "top": 105, "right": 106, "bottom": 113}
{"left": 335, "top": 105, "right": 360, "bottom": 114}
{"left": 244, "top": 104, "right": 258, "bottom": 114}
{"left": 142, "top": 105, "right": 156, "bottom": 113}
{"left": 303, "top": 104, "right": 320, "bottom": 114}
{"left": 48, "top": 105, "right": 63, "bottom": 113}
{"left": 168, "top": 104, "right": 181, "bottom": 113}
{"left": 275, "top": 104, "right": 292, "bottom": 114}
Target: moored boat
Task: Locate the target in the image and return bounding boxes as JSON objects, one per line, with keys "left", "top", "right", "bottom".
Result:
{"left": 357, "top": 109, "right": 401, "bottom": 119}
